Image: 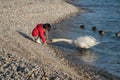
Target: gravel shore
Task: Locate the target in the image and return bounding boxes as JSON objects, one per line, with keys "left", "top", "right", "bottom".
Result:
{"left": 0, "top": 0, "right": 106, "bottom": 80}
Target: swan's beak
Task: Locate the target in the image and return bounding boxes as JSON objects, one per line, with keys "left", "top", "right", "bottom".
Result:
{"left": 47, "top": 40, "right": 53, "bottom": 44}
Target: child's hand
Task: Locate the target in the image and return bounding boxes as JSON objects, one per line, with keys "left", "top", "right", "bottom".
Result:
{"left": 43, "top": 42, "right": 47, "bottom": 45}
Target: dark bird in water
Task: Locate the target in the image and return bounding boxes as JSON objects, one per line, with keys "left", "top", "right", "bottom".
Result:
{"left": 98, "top": 30, "right": 104, "bottom": 36}
{"left": 92, "top": 26, "right": 97, "bottom": 31}
{"left": 115, "top": 32, "right": 120, "bottom": 37}
{"left": 80, "top": 25, "right": 85, "bottom": 29}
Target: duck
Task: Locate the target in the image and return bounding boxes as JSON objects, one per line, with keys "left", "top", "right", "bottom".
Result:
{"left": 115, "top": 32, "right": 120, "bottom": 37}
{"left": 92, "top": 26, "right": 97, "bottom": 31}
{"left": 98, "top": 30, "right": 104, "bottom": 36}
{"left": 80, "top": 25, "right": 85, "bottom": 29}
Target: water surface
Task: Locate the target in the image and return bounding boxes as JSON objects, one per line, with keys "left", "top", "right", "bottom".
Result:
{"left": 50, "top": 0, "right": 120, "bottom": 77}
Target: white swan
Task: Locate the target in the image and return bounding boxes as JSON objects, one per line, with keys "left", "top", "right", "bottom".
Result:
{"left": 51, "top": 36, "right": 99, "bottom": 49}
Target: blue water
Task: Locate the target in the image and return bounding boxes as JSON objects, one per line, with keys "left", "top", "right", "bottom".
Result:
{"left": 50, "top": 0, "right": 120, "bottom": 77}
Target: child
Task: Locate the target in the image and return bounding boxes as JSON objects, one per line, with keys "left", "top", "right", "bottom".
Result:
{"left": 32, "top": 23, "right": 51, "bottom": 45}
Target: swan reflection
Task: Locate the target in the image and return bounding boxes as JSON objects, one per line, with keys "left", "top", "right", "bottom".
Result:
{"left": 78, "top": 49, "right": 98, "bottom": 63}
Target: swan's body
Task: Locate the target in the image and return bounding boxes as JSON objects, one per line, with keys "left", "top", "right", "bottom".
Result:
{"left": 51, "top": 36, "right": 99, "bottom": 49}
{"left": 74, "top": 36, "right": 99, "bottom": 48}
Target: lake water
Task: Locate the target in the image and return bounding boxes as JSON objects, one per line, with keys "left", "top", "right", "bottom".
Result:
{"left": 50, "top": 0, "right": 120, "bottom": 78}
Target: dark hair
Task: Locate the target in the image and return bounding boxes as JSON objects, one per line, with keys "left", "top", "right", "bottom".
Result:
{"left": 43, "top": 23, "right": 51, "bottom": 31}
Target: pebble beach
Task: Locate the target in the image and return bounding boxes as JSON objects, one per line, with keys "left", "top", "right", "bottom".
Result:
{"left": 0, "top": 0, "right": 113, "bottom": 80}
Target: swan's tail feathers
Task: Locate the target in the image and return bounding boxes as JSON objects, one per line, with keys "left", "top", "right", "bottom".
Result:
{"left": 74, "top": 36, "right": 100, "bottom": 49}
{"left": 51, "top": 38, "right": 73, "bottom": 44}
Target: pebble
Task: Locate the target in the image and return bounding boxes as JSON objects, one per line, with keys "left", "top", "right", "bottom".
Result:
{"left": 0, "top": 52, "right": 77, "bottom": 80}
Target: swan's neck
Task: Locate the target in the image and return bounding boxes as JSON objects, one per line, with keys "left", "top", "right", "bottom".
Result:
{"left": 51, "top": 38, "right": 73, "bottom": 44}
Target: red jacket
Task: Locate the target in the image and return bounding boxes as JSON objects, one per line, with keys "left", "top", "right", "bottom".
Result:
{"left": 32, "top": 23, "right": 46, "bottom": 42}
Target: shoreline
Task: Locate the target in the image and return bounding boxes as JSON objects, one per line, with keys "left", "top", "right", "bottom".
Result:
{"left": 0, "top": 0, "right": 91, "bottom": 80}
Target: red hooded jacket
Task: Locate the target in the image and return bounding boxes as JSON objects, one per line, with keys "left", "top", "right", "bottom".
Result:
{"left": 32, "top": 23, "right": 46, "bottom": 42}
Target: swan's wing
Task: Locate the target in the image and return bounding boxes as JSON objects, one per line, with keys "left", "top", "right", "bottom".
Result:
{"left": 74, "top": 36, "right": 99, "bottom": 48}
